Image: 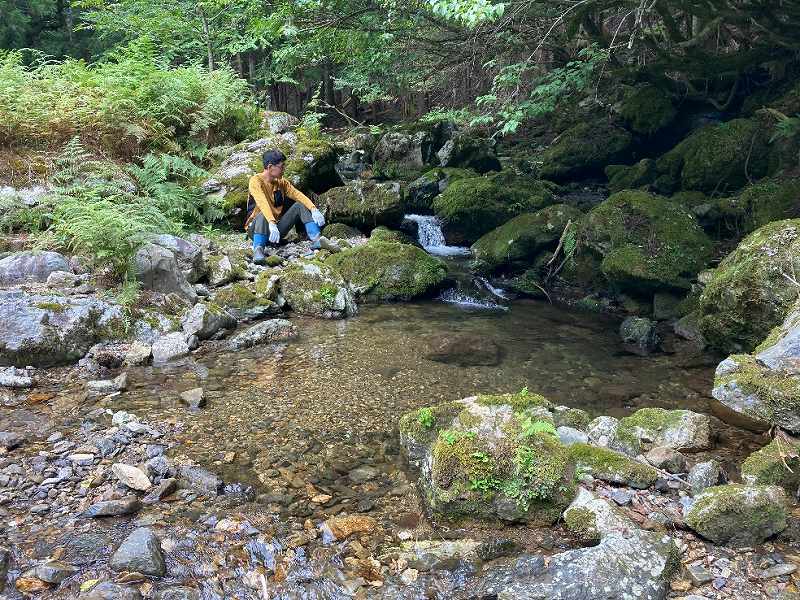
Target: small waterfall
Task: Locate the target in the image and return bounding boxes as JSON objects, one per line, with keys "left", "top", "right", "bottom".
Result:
{"left": 404, "top": 214, "right": 471, "bottom": 257}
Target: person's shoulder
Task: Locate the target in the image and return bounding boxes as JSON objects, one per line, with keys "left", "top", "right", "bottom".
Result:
{"left": 277, "top": 177, "right": 294, "bottom": 188}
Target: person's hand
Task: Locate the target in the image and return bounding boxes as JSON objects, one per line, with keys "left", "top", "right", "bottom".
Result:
{"left": 311, "top": 208, "right": 325, "bottom": 227}
{"left": 268, "top": 222, "right": 280, "bottom": 244}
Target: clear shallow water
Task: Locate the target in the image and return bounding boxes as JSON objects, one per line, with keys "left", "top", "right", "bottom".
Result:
{"left": 111, "top": 300, "right": 720, "bottom": 490}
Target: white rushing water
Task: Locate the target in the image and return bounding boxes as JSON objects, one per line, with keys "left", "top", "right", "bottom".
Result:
{"left": 403, "top": 214, "right": 471, "bottom": 256}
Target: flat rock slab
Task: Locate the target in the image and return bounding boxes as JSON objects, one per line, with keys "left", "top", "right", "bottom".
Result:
{"left": 112, "top": 463, "right": 152, "bottom": 491}
{"left": 83, "top": 498, "right": 142, "bottom": 518}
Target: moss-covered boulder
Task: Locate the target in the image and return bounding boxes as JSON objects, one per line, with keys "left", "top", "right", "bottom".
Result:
{"left": 327, "top": 240, "right": 446, "bottom": 302}
{"left": 712, "top": 300, "right": 800, "bottom": 432}
{"left": 618, "top": 84, "right": 677, "bottom": 136}
{"left": 406, "top": 167, "right": 477, "bottom": 213}
{"left": 578, "top": 190, "right": 712, "bottom": 293}
{"left": 715, "top": 177, "right": 800, "bottom": 235}
{"left": 399, "top": 392, "right": 577, "bottom": 524}
{"left": 741, "top": 437, "right": 800, "bottom": 493}
{"left": 279, "top": 260, "right": 357, "bottom": 319}
{"left": 605, "top": 159, "right": 656, "bottom": 194}
{"left": 432, "top": 173, "right": 558, "bottom": 245}
{"left": 538, "top": 122, "right": 633, "bottom": 181}
{"left": 436, "top": 132, "right": 501, "bottom": 174}
{"left": 654, "top": 117, "right": 773, "bottom": 194}
{"left": 568, "top": 443, "right": 658, "bottom": 489}
{"left": 697, "top": 219, "right": 800, "bottom": 353}
{"left": 282, "top": 132, "right": 342, "bottom": 192}
{"left": 471, "top": 204, "right": 582, "bottom": 274}
{"left": 617, "top": 407, "right": 714, "bottom": 452}
{"left": 319, "top": 180, "right": 404, "bottom": 232}
{"left": 323, "top": 223, "right": 363, "bottom": 239}
{"left": 210, "top": 282, "right": 279, "bottom": 321}
{"left": 685, "top": 484, "right": 788, "bottom": 546}
{"left": 369, "top": 226, "right": 418, "bottom": 246}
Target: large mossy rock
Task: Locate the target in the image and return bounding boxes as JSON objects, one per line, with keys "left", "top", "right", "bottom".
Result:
{"left": 471, "top": 204, "right": 582, "bottom": 274}
{"left": 327, "top": 240, "right": 447, "bottom": 301}
{"left": 714, "top": 177, "right": 800, "bottom": 235}
{"left": 318, "top": 180, "right": 404, "bottom": 232}
{"left": 436, "top": 132, "right": 501, "bottom": 173}
{"left": 278, "top": 261, "right": 357, "bottom": 319}
{"left": 568, "top": 443, "right": 658, "bottom": 489}
{"left": 399, "top": 392, "right": 577, "bottom": 524}
{"left": 741, "top": 437, "right": 800, "bottom": 493}
{"left": 406, "top": 167, "right": 477, "bottom": 213}
{"left": 685, "top": 484, "right": 788, "bottom": 546}
{"left": 618, "top": 84, "right": 677, "bottom": 136}
{"left": 712, "top": 299, "right": 800, "bottom": 432}
{"left": 577, "top": 190, "right": 712, "bottom": 293}
{"left": 605, "top": 159, "right": 656, "bottom": 194}
{"left": 538, "top": 121, "right": 633, "bottom": 181}
{"left": 697, "top": 219, "right": 800, "bottom": 353}
{"left": 0, "top": 291, "right": 125, "bottom": 367}
{"left": 654, "top": 117, "right": 773, "bottom": 194}
{"left": 432, "top": 172, "right": 558, "bottom": 245}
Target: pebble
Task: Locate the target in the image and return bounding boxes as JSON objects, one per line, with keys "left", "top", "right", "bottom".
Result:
{"left": 686, "top": 562, "right": 714, "bottom": 585}
{"left": 0, "top": 432, "right": 25, "bottom": 450}
{"left": 760, "top": 563, "right": 797, "bottom": 579}
{"left": 68, "top": 453, "right": 95, "bottom": 466}
{"left": 610, "top": 489, "right": 633, "bottom": 506}
{"left": 83, "top": 497, "right": 142, "bottom": 518}
{"left": 30, "top": 503, "right": 49, "bottom": 514}
{"left": 112, "top": 463, "right": 152, "bottom": 491}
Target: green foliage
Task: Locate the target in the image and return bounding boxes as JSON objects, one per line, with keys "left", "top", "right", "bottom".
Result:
{"left": 520, "top": 418, "right": 557, "bottom": 438}
{"left": 441, "top": 429, "right": 476, "bottom": 445}
{"left": 0, "top": 42, "right": 254, "bottom": 154}
{"left": 426, "top": 0, "right": 506, "bottom": 27}
{"left": 417, "top": 407, "right": 435, "bottom": 429}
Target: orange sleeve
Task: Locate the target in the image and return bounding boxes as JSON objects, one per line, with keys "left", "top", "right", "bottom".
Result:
{"left": 283, "top": 179, "right": 316, "bottom": 211}
{"left": 248, "top": 175, "right": 277, "bottom": 223}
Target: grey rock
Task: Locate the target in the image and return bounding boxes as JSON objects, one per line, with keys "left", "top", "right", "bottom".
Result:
{"left": 145, "top": 456, "right": 175, "bottom": 481}
{"left": 0, "top": 546, "right": 8, "bottom": 592}
{"left": 32, "top": 560, "right": 77, "bottom": 584}
{"left": 133, "top": 243, "right": 197, "bottom": 303}
{"left": 436, "top": 133, "right": 500, "bottom": 173}
{"left": 685, "top": 484, "right": 788, "bottom": 546}
{"left": 143, "top": 478, "right": 177, "bottom": 504}
{"left": 112, "top": 463, "right": 151, "bottom": 491}
{"left": 587, "top": 416, "right": 641, "bottom": 456}
{"left": 492, "top": 489, "right": 678, "bottom": 600}
{"left": 609, "top": 489, "right": 633, "bottom": 506}
{"left": 227, "top": 319, "right": 297, "bottom": 351}
{"left": 207, "top": 254, "right": 242, "bottom": 287}
{"left": 46, "top": 270, "right": 79, "bottom": 287}
{"left": 0, "top": 431, "right": 24, "bottom": 450}
{"left": 348, "top": 465, "right": 379, "bottom": 483}
{"left": 674, "top": 312, "right": 708, "bottom": 349}
{"left": 80, "top": 582, "right": 142, "bottom": 600}
{"left": 556, "top": 426, "right": 588, "bottom": 446}
{"left": 0, "top": 367, "right": 33, "bottom": 388}
{"left": 155, "top": 587, "right": 200, "bottom": 600}
{"left": 86, "top": 372, "right": 128, "bottom": 396}
{"left": 0, "top": 291, "right": 125, "bottom": 368}
{"left": 686, "top": 562, "right": 714, "bottom": 585}
{"left": 374, "top": 131, "right": 426, "bottom": 168}
{"left": 124, "top": 342, "right": 151, "bottom": 366}
{"left": 688, "top": 459, "right": 724, "bottom": 494}
{"left": 109, "top": 527, "right": 166, "bottom": 577}
{"left": 151, "top": 332, "right": 191, "bottom": 364}
{"left": 179, "top": 388, "right": 205, "bottom": 409}
{"left": 620, "top": 316, "right": 660, "bottom": 356}
{"left": 62, "top": 532, "right": 111, "bottom": 565}
{"left": 262, "top": 111, "right": 299, "bottom": 134}
{"left": 645, "top": 447, "right": 687, "bottom": 474}
{"left": 178, "top": 465, "right": 222, "bottom": 496}
{"left": 83, "top": 497, "right": 142, "bottom": 518}
{"left": 181, "top": 304, "right": 236, "bottom": 341}
{"left": 760, "top": 563, "right": 797, "bottom": 579}
{"left": 0, "top": 251, "right": 70, "bottom": 285}
{"left": 151, "top": 235, "right": 206, "bottom": 283}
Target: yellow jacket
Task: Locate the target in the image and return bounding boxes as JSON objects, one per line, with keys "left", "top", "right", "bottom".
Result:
{"left": 244, "top": 174, "right": 316, "bottom": 230}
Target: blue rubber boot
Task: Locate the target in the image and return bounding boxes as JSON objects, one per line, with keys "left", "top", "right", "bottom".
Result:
{"left": 252, "top": 233, "right": 268, "bottom": 264}
{"left": 305, "top": 222, "right": 322, "bottom": 248}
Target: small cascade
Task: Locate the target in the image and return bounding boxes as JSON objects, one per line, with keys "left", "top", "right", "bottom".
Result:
{"left": 404, "top": 214, "right": 471, "bottom": 257}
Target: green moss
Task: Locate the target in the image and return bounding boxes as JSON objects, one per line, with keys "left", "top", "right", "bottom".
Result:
{"left": 580, "top": 190, "right": 712, "bottom": 293}
{"left": 618, "top": 407, "right": 683, "bottom": 433}
{"left": 716, "top": 177, "right": 800, "bottom": 234}
{"left": 655, "top": 117, "right": 774, "bottom": 193}
{"left": 569, "top": 443, "right": 658, "bottom": 489}
{"left": 320, "top": 182, "right": 404, "bottom": 231}
{"left": 605, "top": 159, "right": 656, "bottom": 193}
{"left": 554, "top": 407, "right": 591, "bottom": 431}
{"left": 697, "top": 219, "right": 800, "bottom": 353}
{"left": 283, "top": 130, "right": 340, "bottom": 193}
{"left": 323, "top": 223, "right": 363, "bottom": 239}
{"left": 715, "top": 354, "right": 800, "bottom": 426}
{"left": 475, "top": 390, "right": 554, "bottom": 413}
{"left": 539, "top": 121, "right": 633, "bottom": 181}
{"left": 432, "top": 174, "right": 558, "bottom": 244}
{"left": 500, "top": 433, "right": 575, "bottom": 511}
{"left": 369, "top": 226, "right": 416, "bottom": 245}
{"left": 471, "top": 204, "right": 583, "bottom": 274}
{"left": 564, "top": 506, "right": 600, "bottom": 543}
{"left": 398, "top": 401, "right": 462, "bottom": 445}
{"left": 619, "top": 85, "right": 677, "bottom": 135}
{"left": 685, "top": 484, "right": 788, "bottom": 546}
{"left": 34, "top": 301, "right": 66, "bottom": 313}
{"left": 212, "top": 283, "right": 265, "bottom": 310}
{"left": 326, "top": 240, "right": 447, "bottom": 301}
{"left": 741, "top": 438, "right": 800, "bottom": 492}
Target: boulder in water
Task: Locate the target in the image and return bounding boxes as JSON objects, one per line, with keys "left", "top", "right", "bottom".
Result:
{"left": 318, "top": 180, "right": 404, "bottom": 232}
{"left": 227, "top": 318, "right": 297, "bottom": 351}
{"left": 327, "top": 240, "right": 447, "bottom": 302}
{"left": 406, "top": 167, "right": 476, "bottom": 213}
{"left": 741, "top": 436, "right": 800, "bottom": 493}
{"left": 278, "top": 261, "right": 357, "bottom": 319}
{"left": 399, "top": 392, "right": 577, "bottom": 523}
{"left": 619, "top": 316, "right": 660, "bottom": 356}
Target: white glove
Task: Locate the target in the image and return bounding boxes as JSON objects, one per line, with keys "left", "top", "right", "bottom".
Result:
{"left": 311, "top": 208, "right": 325, "bottom": 227}
{"left": 268, "top": 222, "right": 280, "bottom": 244}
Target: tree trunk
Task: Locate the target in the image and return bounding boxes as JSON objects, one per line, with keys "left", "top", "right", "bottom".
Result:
{"left": 198, "top": 7, "right": 215, "bottom": 71}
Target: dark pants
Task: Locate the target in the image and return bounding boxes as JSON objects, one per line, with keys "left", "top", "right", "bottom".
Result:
{"left": 247, "top": 202, "right": 313, "bottom": 243}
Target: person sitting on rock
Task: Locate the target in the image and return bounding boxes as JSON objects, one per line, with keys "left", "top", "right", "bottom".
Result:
{"left": 244, "top": 149, "right": 339, "bottom": 264}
